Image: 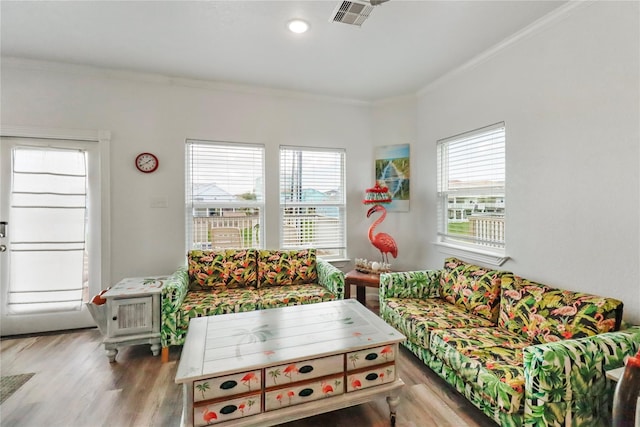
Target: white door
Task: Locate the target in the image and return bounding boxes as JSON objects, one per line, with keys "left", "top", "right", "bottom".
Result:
{"left": 1, "top": 135, "right": 105, "bottom": 335}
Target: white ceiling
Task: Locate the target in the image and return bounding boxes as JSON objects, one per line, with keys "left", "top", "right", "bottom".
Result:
{"left": 1, "top": 0, "right": 566, "bottom": 102}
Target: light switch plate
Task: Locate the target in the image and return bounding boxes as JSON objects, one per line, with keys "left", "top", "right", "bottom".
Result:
{"left": 150, "top": 196, "right": 168, "bottom": 208}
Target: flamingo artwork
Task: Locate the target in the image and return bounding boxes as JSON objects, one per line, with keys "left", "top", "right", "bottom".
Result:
{"left": 367, "top": 204, "right": 398, "bottom": 264}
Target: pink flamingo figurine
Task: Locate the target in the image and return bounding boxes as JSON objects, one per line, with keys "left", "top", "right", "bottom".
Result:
{"left": 367, "top": 204, "right": 398, "bottom": 264}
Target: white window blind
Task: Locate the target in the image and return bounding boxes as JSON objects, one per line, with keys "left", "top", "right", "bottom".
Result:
{"left": 9, "top": 147, "right": 88, "bottom": 314}
{"left": 279, "top": 146, "right": 346, "bottom": 260}
{"left": 185, "top": 140, "right": 264, "bottom": 251}
{"left": 437, "top": 122, "right": 505, "bottom": 250}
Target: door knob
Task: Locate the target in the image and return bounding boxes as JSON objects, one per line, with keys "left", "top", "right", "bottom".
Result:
{"left": 0, "top": 245, "right": 6, "bottom": 252}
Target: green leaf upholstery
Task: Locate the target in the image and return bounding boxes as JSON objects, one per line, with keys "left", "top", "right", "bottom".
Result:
{"left": 258, "top": 249, "right": 317, "bottom": 287}
{"left": 259, "top": 284, "right": 336, "bottom": 309}
{"left": 161, "top": 266, "right": 189, "bottom": 348}
{"left": 187, "top": 249, "right": 257, "bottom": 290}
{"left": 380, "top": 270, "right": 442, "bottom": 300}
{"left": 440, "top": 257, "right": 511, "bottom": 323}
{"left": 499, "top": 276, "right": 623, "bottom": 344}
{"left": 382, "top": 297, "right": 495, "bottom": 348}
{"left": 161, "top": 250, "right": 344, "bottom": 349}
{"left": 430, "top": 327, "right": 530, "bottom": 414}
{"left": 402, "top": 337, "right": 525, "bottom": 427}
{"left": 523, "top": 326, "right": 640, "bottom": 426}
{"left": 379, "top": 257, "right": 632, "bottom": 426}
{"left": 317, "top": 256, "right": 345, "bottom": 299}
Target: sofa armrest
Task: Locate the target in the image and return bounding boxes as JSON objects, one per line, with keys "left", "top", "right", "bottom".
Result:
{"left": 160, "top": 266, "right": 189, "bottom": 348}
{"left": 522, "top": 326, "right": 640, "bottom": 425}
{"left": 161, "top": 266, "right": 188, "bottom": 314}
{"left": 317, "top": 258, "right": 345, "bottom": 299}
{"left": 379, "top": 270, "right": 441, "bottom": 301}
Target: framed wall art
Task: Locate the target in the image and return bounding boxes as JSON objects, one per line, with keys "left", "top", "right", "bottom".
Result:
{"left": 375, "top": 144, "right": 410, "bottom": 212}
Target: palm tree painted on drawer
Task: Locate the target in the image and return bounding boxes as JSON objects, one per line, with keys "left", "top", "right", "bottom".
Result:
{"left": 268, "top": 367, "right": 281, "bottom": 385}
{"left": 348, "top": 353, "right": 360, "bottom": 368}
{"left": 196, "top": 382, "right": 210, "bottom": 400}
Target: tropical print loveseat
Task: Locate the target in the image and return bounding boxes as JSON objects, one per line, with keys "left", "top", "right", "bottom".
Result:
{"left": 160, "top": 248, "right": 344, "bottom": 360}
{"left": 379, "top": 257, "right": 640, "bottom": 426}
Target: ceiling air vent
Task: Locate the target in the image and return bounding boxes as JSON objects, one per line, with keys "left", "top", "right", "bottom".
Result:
{"left": 331, "top": 1, "right": 375, "bottom": 27}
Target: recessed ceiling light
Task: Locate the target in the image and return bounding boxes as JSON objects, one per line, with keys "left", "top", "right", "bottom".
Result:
{"left": 287, "top": 19, "right": 309, "bottom": 34}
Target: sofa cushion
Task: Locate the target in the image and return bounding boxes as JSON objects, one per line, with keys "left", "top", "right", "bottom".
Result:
{"left": 430, "top": 328, "right": 530, "bottom": 414}
{"left": 382, "top": 297, "right": 495, "bottom": 349}
{"left": 177, "top": 288, "right": 261, "bottom": 331}
{"left": 498, "top": 276, "right": 624, "bottom": 344}
{"left": 258, "top": 249, "right": 317, "bottom": 287}
{"left": 187, "top": 249, "right": 257, "bottom": 290}
{"left": 259, "top": 284, "right": 336, "bottom": 309}
{"left": 439, "top": 257, "right": 511, "bottom": 323}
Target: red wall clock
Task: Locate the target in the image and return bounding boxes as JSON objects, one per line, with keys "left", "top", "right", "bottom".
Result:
{"left": 135, "top": 152, "right": 159, "bottom": 173}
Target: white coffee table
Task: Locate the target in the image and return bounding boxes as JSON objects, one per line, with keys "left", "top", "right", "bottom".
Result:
{"left": 175, "top": 299, "right": 405, "bottom": 427}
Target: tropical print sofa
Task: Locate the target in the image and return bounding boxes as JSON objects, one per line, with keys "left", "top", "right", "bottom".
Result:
{"left": 379, "top": 257, "right": 640, "bottom": 427}
{"left": 160, "top": 248, "right": 344, "bottom": 360}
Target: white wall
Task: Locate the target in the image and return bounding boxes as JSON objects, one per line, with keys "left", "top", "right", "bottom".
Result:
{"left": 2, "top": 1, "right": 638, "bottom": 324}
{"left": 405, "top": 1, "right": 639, "bottom": 323}
{"left": 366, "top": 96, "right": 420, "bottom": 271}
{"left": 0, "top": 63, "right": 372, "bottom": 281}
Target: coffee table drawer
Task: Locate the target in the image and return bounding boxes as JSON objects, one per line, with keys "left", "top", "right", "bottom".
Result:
{"left": 194, "top": 370, "right": 262, "bottom": 402}
{"left": 347, "top": 364, "right": 396, "bottom": 392}
{"left": 264, "top": 354, "right": 343, "bottom": 388}
{"left": 265, "top": 374, "right": 344, "bottom": 411}
{"left": 193, "top": 393, "right": 261, "bottom": 426}
{"left": 346, "top": 344, "right": 396, "bottom": 370}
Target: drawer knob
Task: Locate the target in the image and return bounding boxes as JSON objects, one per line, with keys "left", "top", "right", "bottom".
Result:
{"left": 112, "top": 316, "right": 117, "bottom": 321}
{"left": 365, "top": 353, "right": 378, "bottom": 361}
{"left": 365, "top": 373, "right": 378, "bottom": 381}
{"left": 220, "top": 380, "right": 237, "bottom": 390}
{"left": 220, "top": 405, "right": 237, "bottom": 415}
{"left": 299, "top": 388, "right": 314, "bottom": 397}
{"left": 299, "top": 365, "right": 314, "bottom": 374}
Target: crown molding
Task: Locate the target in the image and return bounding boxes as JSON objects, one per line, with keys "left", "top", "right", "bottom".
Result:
{"left": 1, "top": 57, "right": 371, "bottom": 107}
{"left": 417, "top": 0, "right": 591, "bottom": 97}
{"left": 372, "top": 92, "right": 418, "bottom": 108}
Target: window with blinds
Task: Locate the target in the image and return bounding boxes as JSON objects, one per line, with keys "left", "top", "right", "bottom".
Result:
{"left": 279, "top": 146, "right": 346, "bottom": 260}
{"left": 185, "top": 140, "right": 264, "bottom": 251}
{"left": 437, "top": 122, "right": 505, "bottom": 250}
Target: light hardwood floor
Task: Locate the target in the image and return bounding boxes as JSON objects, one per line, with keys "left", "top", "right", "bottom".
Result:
{"left": 1, "top": 290, "right": 497, "bottom": 427}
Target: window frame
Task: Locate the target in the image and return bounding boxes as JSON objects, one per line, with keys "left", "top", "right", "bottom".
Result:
{"left": 435, "top": 122, "right": 509, "bottom": 266}
{"left": 185, "top": 139, "right": 265, "bottom": 252}
{"left": 279, "top": 145, "right": 347, "bottom": 260}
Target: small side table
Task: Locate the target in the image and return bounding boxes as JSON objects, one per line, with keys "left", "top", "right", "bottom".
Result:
{"left": 96, "top": 275, "right": 167, "bottom": 362}
{"left": 344, "top": 269, "right": 383, "bottom": 306}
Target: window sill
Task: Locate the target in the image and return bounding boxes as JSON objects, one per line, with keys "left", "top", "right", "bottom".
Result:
{"left": 319, "top": 257, "right": 350, "bottom": 268}
{"left": 433, "top": 242, "right": 509, "bottom": 267}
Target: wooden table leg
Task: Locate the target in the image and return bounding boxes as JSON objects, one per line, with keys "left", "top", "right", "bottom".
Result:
{"left": 356, "top": 285, "right": 366, "bottom": 305}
